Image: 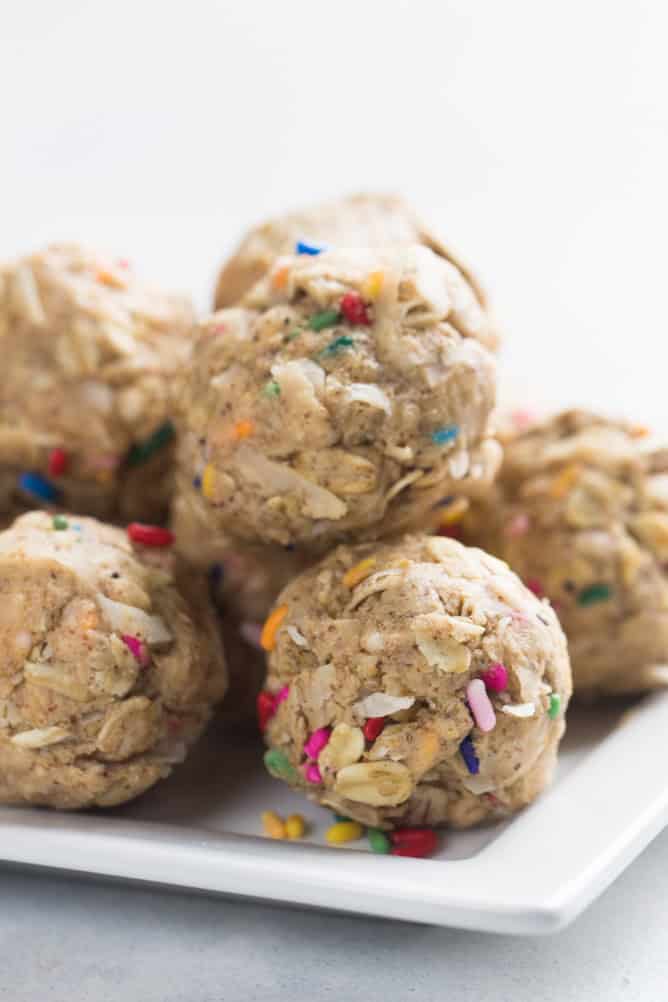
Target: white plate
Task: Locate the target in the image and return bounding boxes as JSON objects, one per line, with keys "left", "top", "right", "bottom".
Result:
{"left": 0, "top": 693, "right": 666, "bottom": 935}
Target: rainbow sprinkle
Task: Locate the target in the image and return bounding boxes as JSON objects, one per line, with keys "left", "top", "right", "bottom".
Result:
{"left": 318, "top": 334, "right": 354, "bottom": 357}
{"left": 126, "top": 421, "right": 175, "bottom": 467}
{"left": 459, "top": 735, "right": 479, "bottom": 774}
{"left": 296, "top": 240, "right": 326, "bottom": 256}
{"left": 309, "top": 310, "right": 341, "bottom": 331}
{"left": 52, "top": 515, "right": 68, "bottom": 531}
{"left": 263, "top": 380, "right": 281, "bottom": 397}
{"left": 431, "top": 425, "right": 459, "bottom": 446}
{"left": 264, "top": 748, "right": 297, "bottom": 782}
{"left": 548, "top": 693, "right": 561, "bottom": 719}
{"left": 577, "top": 583, "right": 612, "bottom": 607}
{"left": 19, "top": 472, "right": 60, "bottom": 503}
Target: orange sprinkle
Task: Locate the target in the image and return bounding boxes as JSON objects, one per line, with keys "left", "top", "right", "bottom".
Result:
{"left": 260, "top": 604, "right": 288, "bottom": 651}
{"left": 233, "top": 420, "right": 255, "bottom": 440}
{"left": 272, "top": 264, "right": 290, "bottom": 290}
{"left": 363, "top": 270, "right": 384, "bottom": 300}
{"left": 438, "top": 497, "right": 469, "bottom": 527}
{"left": 96, "top": 269, "right": 125, "bottom": 289}
{"left": 630, "top": 425, "right": 650, "bottom": 439}
{"left": 549, "top": 464, "right": 581, "bottom": 499}
{"left": 342, "top": 557, "right": 377, "bottom": 589}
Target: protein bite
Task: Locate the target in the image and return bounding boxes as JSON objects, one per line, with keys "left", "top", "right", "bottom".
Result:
{"left": 178, "top": 245, "right": 500, "bottom": 551}
{"left": 0, "top": 244, "right": 194, "bottom": 522}
{"left": 0, "top": 511, "right": 227, "bottom": 808}
{"left": 260, "top": 535, "right": 571, "bottom": 830}
{"left": 214, "top": 193, "right": 497, "bottom": 349}
{"left": 465, "top": 409, "right": 668, "bottom": 697}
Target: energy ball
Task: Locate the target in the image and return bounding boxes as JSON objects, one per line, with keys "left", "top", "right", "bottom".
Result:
{"left": 0, "top": 244, "right": 194, "bottom": 523}
{"left": 179, "top": 245, "right": 500, "bottom": 551}
{"left": 214, "top": 193, "right": 497, "bottom": 349}
{"left": 0, "top": 511, "right": 227, "bottom": 808}
{"left": 464, "top": 409, "right": 668, "bottom": 697}
{"left": 260, "top": 534, "right": 571, "bottom": 830}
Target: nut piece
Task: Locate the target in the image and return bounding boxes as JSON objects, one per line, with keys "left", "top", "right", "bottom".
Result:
{"left": 96, "top": 696, "right": 162, "bottom": 761}
{"left": 319, "top": 723, "right": 365, "bottom": 772}
{"left": 334, "top": 761, "right": 413, "bottom": 806}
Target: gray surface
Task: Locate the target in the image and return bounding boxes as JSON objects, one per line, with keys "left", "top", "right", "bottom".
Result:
{"left": 2, "top": 830, "right": 667, "bottom": 1001}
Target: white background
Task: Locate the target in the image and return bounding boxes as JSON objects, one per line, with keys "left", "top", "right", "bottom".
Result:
{"left": 1, "top": 2, "right": 668, "bottom": 999}
{"left": 2, "top": 0, "right": 667, "bottom": 420}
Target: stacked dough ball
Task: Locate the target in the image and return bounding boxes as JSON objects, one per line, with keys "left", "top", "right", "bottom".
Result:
{"left": 0, "top": 245, "right": 228, "bottom": 807}
{"left": 173, "top": 193, "right": 573, "bottom": 829}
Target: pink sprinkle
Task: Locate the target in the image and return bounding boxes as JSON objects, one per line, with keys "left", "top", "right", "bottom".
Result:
{"left": 505, "top": 512, "right": 529, "bottom": 537}
{"left": 303, "top": 727, "right": 331, "bottom": 760}
{"left": 466, "top": 678, "right": 496, "bottom": 733}
{"left": 525, "top": 577, "right": 545, "bottom": 598}
{"left": 511, "top": 409, "right": 536, "bottom": 431}
{"left": 117, "top": 258, "right": 130, "bottom": 269}
{"left": 305, "top": 763, "right": 322, "bottom": 784}
{"left": 239, "top": 621, "right": 263, "bottom": 649}
{"left": 121, "top": 634, "right": 150, "bottom": 667}
{"left": 480, "top": 663, "right": 508, "bottom": 692}
{"left": 275, "top": 685, "right": 290, "bottom": 706}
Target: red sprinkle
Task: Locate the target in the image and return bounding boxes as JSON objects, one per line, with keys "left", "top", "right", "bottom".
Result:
{"left": 525, "top": 577, "right": 545, "bottom": 598}
{"left": 480, "top": 663, "right": 508, "bottom": 692}
{"left": 363, "top": 717, "right": 385, "bottom": 742}
{"left": 340, "top": 291, "right": 370, "bottom": 326}
{"left": 127, "top": 523, "right": 175, "bottom": 547}
{"left": 48, "top": 448, "right": 69, "bottom": 477}
{"left": 390, "top": 828, "right": 438, "bottom": 858}
{"left": 437, "top": 523, "right": 464, "bottom": 540}
{"left": 257, "top": 690, "right": 277, "bottom": 733}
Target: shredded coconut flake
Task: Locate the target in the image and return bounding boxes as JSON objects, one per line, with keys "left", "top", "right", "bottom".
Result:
{"left": 501, "top": 702, "right": 536, "bottom": 718}
{"left": 353, "top": 692, "right": 415, "bottom": 718}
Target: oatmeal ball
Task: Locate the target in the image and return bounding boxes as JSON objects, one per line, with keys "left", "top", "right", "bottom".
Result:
{"left": 464, "top": 410, "right": 668, "bottom": 697}
{"left": 0, "top": 511, "right": 227, "bottom": 808}
{"left": 214, "top": 193, "right": 497, "bottom": 348}
{"left": 179, "top": 245, "right": 500, "bottom": 551}
{"left": 261, "top": 534, "right": 571, "bottom": 830}
{"left": 0, "top": 244, "right": 194, "bottom": 523}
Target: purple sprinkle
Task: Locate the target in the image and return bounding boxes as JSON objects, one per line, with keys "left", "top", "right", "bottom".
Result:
{"left": 460, "top": 735, "right": 479, "bottom": 774}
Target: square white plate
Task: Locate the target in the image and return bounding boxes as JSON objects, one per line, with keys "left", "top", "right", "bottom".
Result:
{"left": 0, "top": 693, "right": 666, "bottom": 935}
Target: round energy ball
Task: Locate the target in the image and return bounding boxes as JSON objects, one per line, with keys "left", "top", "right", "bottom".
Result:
{"left": 260, "top": 534, "right": 571, "bottom": 830}
{"left": 0, "top": 244, "right": 194, "bottom": 523}
{"left": 464, "top": 409, "right": 668, "bottom": 697}
{"left": 213, "top": 192, "right": 496, "bottom": 348}
{"left": 178, "top": 245, "right": 500, "bottom": 551}
{"left": 0, "top": 511, "right": 227, "bottom": 808}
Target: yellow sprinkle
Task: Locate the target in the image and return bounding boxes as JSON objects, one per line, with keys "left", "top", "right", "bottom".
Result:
{"left": 261, "top": 810, "right": 287, "bottom": 840}
{"left": 260, "top": 604, "right": 289, "bottom": 651}
{"left": 362, "top": 270, "right": 384, "bottom": 300}
{"left": 201, "top": 463, "right": 217, "bottom": 500}
{"left": 549, "top": 464, "right": 581, "bottom": 499}
{"left": 285, "top": 814, "right": 306, "bottom": 840}
{"left": 272, "top": 264, "right": 290, "bottom": 290}
{"left": 233, "top": 419, "right": 255, "bottom": 440}
{"left": 342, "top": 557, "right": 377, "bottom": 589}
{"left": 438, "top": 497, "right": 469, "bottom": 527}
{"left": 326, "top": 820, "right": 364, "bottom": 845}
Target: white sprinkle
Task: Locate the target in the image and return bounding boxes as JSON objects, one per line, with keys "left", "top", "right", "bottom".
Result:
{"left": 501, "top": 702, "right": 536, "bottom": 718}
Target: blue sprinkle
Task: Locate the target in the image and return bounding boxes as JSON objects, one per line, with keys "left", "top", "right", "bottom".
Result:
{"left": 284, "top": 543, "right": 295, "bottom": 552}
{"left": 18, "top": 472, "right": 60, "bottom": 503}
{"left": 296, "top": 240, "right": 326, "bottom": 256}
{"left": 437, "top": 495, "right": 455, "bottom": 508}
{"left": 460, "top": 735, "right": 479, "bottom": 774}
{"left": 431, "top": 425, "right": 459, "bottom": 446}
{"left": 209, "top": 563, "right": 224, "bottom": 585}
{"left": 193, "top": 475, "right": 202, "bottom": 489}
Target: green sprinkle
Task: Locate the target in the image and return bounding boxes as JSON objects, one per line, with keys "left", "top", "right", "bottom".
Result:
{"left": 334, "top": 813, "right": 351, "bottom": 823}
{"left": 308, "top": 309, "right": 341, "bottom": 332}
{"left": 263, "top": 748, "right": 297, "bottom": 782}
{"left": 52, "top": 515, "right": 68, "bottom": 531}
{"left": 318, "top": 335, "right": 354, "bottom": 358}
{"left": 577, "top": 583, "right": 612, "bottom": 607}
{"left": 126, "top": 421, "right": 175, "bottom": 467}
{"left": 263, "top": 380, "right": 281, "bottom": 397}
{"left": 367, "top": 828, "right": 391, "bottom": 854}
{"left": 548, "top": 693, "right": 561, "bottom": 720}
